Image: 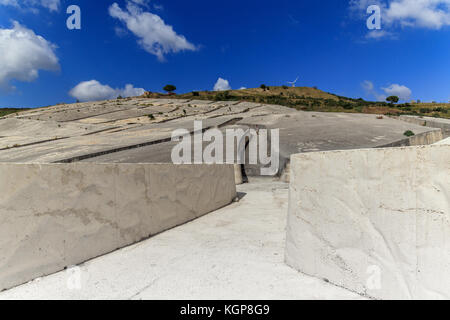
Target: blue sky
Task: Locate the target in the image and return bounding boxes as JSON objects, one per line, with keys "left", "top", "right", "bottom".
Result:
{"left": 1, "top": 0, "right": 450, "bottom": 108}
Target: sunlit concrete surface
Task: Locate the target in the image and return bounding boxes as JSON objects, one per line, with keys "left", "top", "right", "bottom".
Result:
{"left": 0, "top": 99, "right": 442, "bottom": 168}
{"left": 286, "top": 145, "right": 450, "bottom": 300}
{"left": 0, "top": 178, "right": 363, "bottom": 300}
{"left": 0, "top": 163, "right": 236, "bottom": 291}
{"left": 398, "top": 115, "right": 450, "bottom": 137}
{"left": 435, "top": 137, "right": 450, "bottom": 145}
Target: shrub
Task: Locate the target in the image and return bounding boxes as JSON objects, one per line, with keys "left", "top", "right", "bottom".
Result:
{"left": 386, "top": 96, "right": 399, "bottom": 104}
{"left": 163, "top": 85, "right": 176, "bottom": 93}
{"left": 192, "top": 91, "right": 200, "bottom": 96}
{"left": 404, "top": 130, "right": 415, "bottom": 137}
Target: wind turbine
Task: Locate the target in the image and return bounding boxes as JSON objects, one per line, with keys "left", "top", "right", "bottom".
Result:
{"left": 287, "top": 76, "right": 299, "bottom": 88}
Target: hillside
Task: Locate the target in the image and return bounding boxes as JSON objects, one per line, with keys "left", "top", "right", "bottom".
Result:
{"left": 0, "top": 108, "right": 30, "bottom": 118}
{"left": 2, "top": 86, "right": 450, "bottom": 120}
{"left": 174, "top": 86, "right": 450, "bottom": 119}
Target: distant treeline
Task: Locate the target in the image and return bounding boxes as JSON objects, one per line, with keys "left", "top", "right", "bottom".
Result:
{"left": 0, "top": 108, "right": 30, "bottom": 117}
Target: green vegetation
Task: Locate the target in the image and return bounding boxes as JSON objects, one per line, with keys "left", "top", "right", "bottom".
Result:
{"left": 386, "top": 96, "right": 399, "bottom": 104}
{"left": 163, "top": 85, "right": 176, "bottom": 94}
{"left": 147, "top": 114, "right": 155, "bottom": 120}
{"left": 404, "top": 130, "right": 415, "bottom": 137}
{"left": 0, "top": 108, "right": 30, "bottom": 117}
{"left": 174, "top": 86, "right": 450, "bottom": 119}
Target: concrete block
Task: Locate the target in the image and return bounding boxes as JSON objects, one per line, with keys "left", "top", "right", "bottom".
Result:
{"left": 0, "top": 163, "right": 236, "bottom": 291}
{"left": 285, "top": 145, "right": 450, "bottom": 299}
{"left": 435, "top": 137, "right": 450, "bottom": 145}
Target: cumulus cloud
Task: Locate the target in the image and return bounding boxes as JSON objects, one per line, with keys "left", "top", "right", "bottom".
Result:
{"left": 362, "top": 80, "right": 412, "bottom": 101}
{"left": 0, "top": 21, "right": 59, "bottom": 91}
{"left": 69, "top": 80, "right": 145, "bottom": 102}
{"left": 361, "top": 80, "right": 375, "bottom": 92}
{"left": 382, "top": 83, "right": 412, "bottom": 100}
{"left": 0, "top": 0, "right": 60, "bottom": 11}
{"left": 365, "top": 29, "right": 397, "bottom": 39}
{"left": 0, "top": 0, "right": 19, "bottom": 6}
{"left": 361, "top": 80, "right": 386, "bottom": 101}
{"left": 386, "top": 0, "right": 450, "bottom": 29}
{"left": 350, "top": 0, "right": 450, "bottom": 38}
{"left": 109, "top": 0, "right": 197, "bottom": 61}
{"left": 213, "top": 78, "right": 231, "bottom": 91}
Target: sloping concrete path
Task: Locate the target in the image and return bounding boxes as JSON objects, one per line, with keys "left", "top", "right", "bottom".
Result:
{"left": 0, "top": 179, "right": 362, "bottom": 300}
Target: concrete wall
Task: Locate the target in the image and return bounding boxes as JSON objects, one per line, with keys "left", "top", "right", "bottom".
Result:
{"left": 0, "top": 163, "right": 236, "bottom": 291}
{"left": 285, "top": 145, "right": 450, "bottom": 299}
{"left": 435, "top": 137, "right": 450, "bottom": 145}
{"left": 377, "top": 128, "right": 443, "bottom": 148}
{"left": 398, "top": 115, "right": 450, "bottom": 137}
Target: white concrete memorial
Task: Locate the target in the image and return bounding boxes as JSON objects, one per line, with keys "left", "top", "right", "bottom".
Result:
{"left": 0, "top": 163, "right": 236, "bottom": 291}
{"left": 285, "top": 145, "right": 450, "bottom": 299}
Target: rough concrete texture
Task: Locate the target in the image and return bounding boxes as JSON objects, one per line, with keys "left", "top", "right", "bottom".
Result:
{"left": 398, "top": 115, "right": 450, "bottom": 137}
{"left": 0, "top": 179, "right": 362, "bottom": 300}
{"left": 285, "top": 145, "right": 450, "bottom": 300}
{"left": 0, "top": 163, "right": 236, "bottom": 291}
{"left": 0, "top": 99, "right": 443, "bottom": 178}
{"left": 435, "top": 137, "right": 450, "bottom": 145}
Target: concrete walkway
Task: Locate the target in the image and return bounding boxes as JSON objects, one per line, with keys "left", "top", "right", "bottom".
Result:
{"left": 0, "top": 179, "right": 362, "bottom": 300}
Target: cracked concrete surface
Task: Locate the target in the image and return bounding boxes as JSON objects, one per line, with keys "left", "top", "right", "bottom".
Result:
{"left": 285, "top": 145, "right": 450, "bottom": 299}
{"left": 0, "top": 178, "right": 363, "bottom": 300}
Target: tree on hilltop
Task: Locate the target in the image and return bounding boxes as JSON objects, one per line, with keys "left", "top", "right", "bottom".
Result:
{"left": 163, "top": 85, "right": 176, "bottom": 94}
{"left": 386, "top": 96, "right": 399, "bottom": 104}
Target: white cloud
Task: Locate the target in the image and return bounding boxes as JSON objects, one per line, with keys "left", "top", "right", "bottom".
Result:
{"left": 0, "top": 0, "right": 60, "bottom": 11}
{"left": 385, "top": 0, "right": 450, "bottom": 29}
{"left": 239, "top": 86, "right": 247, "bottom": 90}
{"left": 382, "top": 83, "right": 412, "bottom": 100}
{"left": 361, "top": 80, "right": 374, "bottom": 91}
{"left": 350, "top": 0, "right": 450, "bottom": 38}
{"left": 213, "top": 78, "right": 231, "bottom": 91}
{"left": 69, "top": 80, "right": 145, "bottom": 102}
{"left": 365, "top": 29, "right": 396, "bottom": 39}
{"left": 362, "top": 80, "right": 412, "bottom": 101}
{"left": 361, "top": 80, "right": 386, "bottom": 101}
{"left": 350, "top": 0, "right": 385, "bottom": 13}
{"left": 0, "top": 21, "right": 59, "bottom": 91}
{"left": 0, "top": 0, "right": 19, "bottom": 7}
{"left": 109, "top": 0, "right": 197, "bottom": 61}
{"left": 39, "top": 0, "right": 59, "bottom": 11}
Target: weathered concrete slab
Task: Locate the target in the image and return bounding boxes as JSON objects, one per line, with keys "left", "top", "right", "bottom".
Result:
{"left": 398, "top": 115, "right": 450, "bottom": 137}
{"left": 0, "top": 178, "right": 363, "bottom": 300}
{"left": 435, "top": 137, "right": 450, "bottom": 145}
{"left": 0, "top": 163, "right": 236, "bottom": 291}
{"left": 285, "top": 145, "right": 450, "bottom": 299}
{"left": 0, "top": 99, "right": 443, "bottom": 175}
